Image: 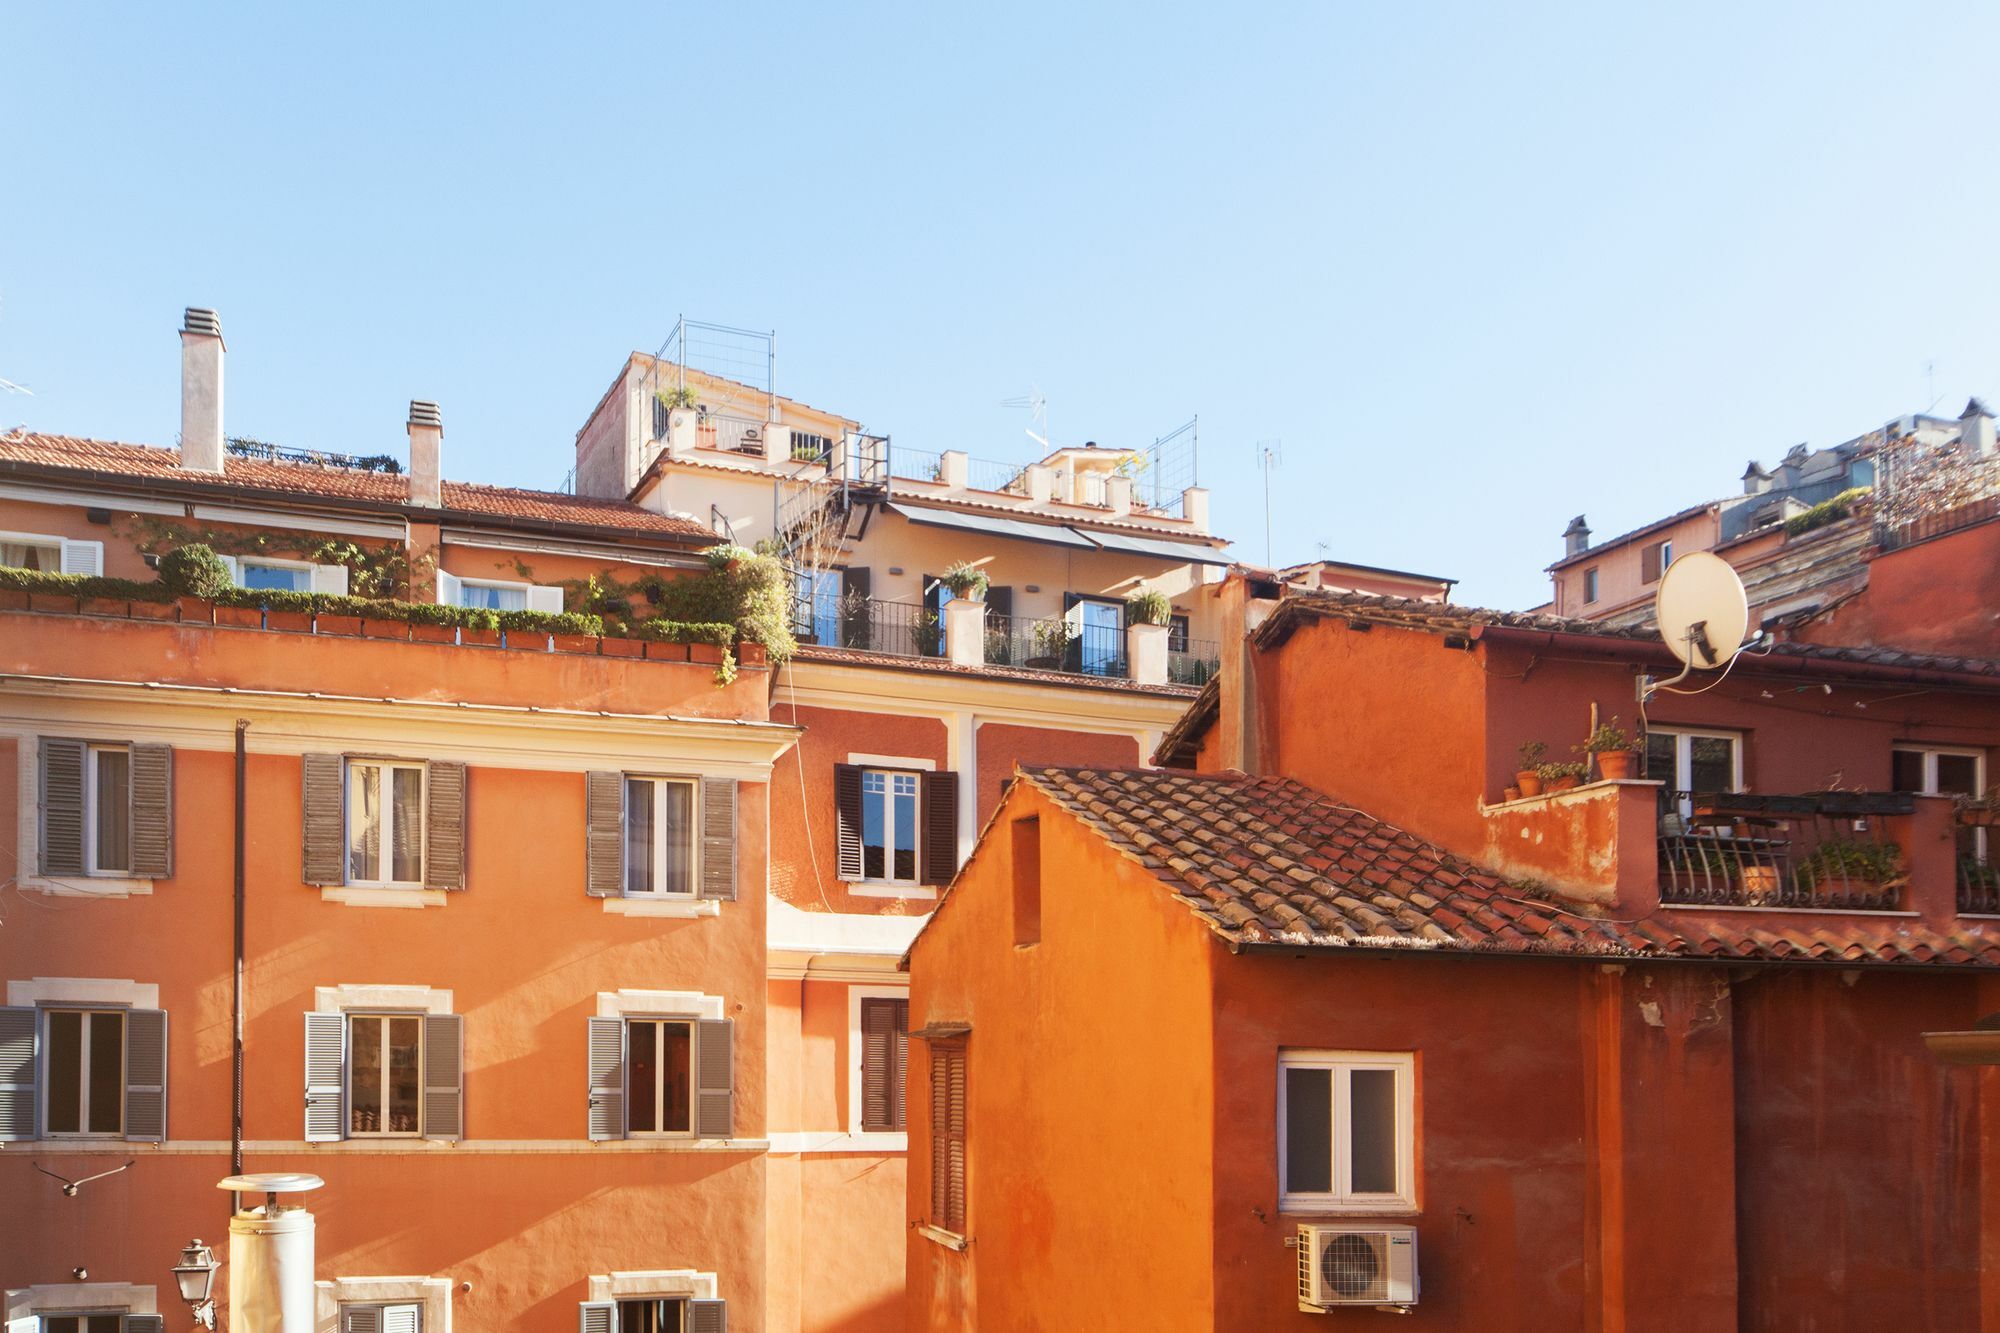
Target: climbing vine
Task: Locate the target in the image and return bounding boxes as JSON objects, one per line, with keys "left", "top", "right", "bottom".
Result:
{"left": 118, "top": 517, "right": 430, "bottom": 600}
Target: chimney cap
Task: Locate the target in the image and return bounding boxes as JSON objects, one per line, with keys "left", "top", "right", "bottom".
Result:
{"left": 1562, "top": 514, "right": 1590, "bottom": 535}
{"left": 1963, "top": 397, "right": 1993, "bottom": 420}
{"left": 182, "top": 307, "right": 222, "bottom": 338}
{"left": 1741, "top": 460, "right": 1768, "bottom": 479}
{"left": 408, "top": 400, "right": 443, "bottom": 428}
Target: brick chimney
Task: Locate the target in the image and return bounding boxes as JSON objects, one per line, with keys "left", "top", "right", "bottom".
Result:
{"left": 1562, "top": 514, "right": 1591, "bottom": 558}
{"left": 408, "top": 400, "right": 442, "bottom": 508}
{"left": 179, "top": 308, "right": 224, "bottom": 472}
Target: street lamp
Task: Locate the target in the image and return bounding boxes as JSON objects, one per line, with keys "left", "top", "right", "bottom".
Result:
{"left": 171, "top": 1238, "right": 218, "bottom": 1329}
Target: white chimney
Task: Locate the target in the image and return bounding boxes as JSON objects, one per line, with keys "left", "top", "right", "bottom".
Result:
{"left": 1562, "top": 514, "right": 1591, "bottom": 558}
{"left": 179, "top": 308, "right": 225, "bottom": 472}
{"left": 408, "top": 400, "right": 442, "bottom": 508}
{"left": 1961, "top": 398, "right": 1995, "bottom": 457}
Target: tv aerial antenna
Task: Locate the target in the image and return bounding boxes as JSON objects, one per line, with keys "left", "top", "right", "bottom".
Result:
{"left": 1001, "top": 386, "right": 1049, "bottom": 451}
{"left": 1639, "top": 551, "right": 1764, "bottom": 700}
{"left": 1256, "top": 440, "right": 1283, "bottom": 567}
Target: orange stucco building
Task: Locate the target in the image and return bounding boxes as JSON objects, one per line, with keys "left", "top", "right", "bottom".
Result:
{"left": 905, "top": 563, "right": 2000, "bottom": 1330}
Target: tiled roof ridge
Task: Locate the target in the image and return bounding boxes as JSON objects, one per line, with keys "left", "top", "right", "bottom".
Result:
{"left": 889, "top": 491, "right": 1231, "bottom": 545}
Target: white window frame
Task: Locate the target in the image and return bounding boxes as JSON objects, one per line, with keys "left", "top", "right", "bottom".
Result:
{"left": 0, "top": 527, "right": 99, "bottom": 576}
{"left": 1582, "top": 567, "right": 1599, "bottom": 604}
{"left": 1893, "top": 744, "right": 1986, "bottom": 797}
{"left": 1659, "top": 539, "right": 1674, "bottom": 570}
{"left": 846, "top": 984, "right": 911, "bottom": 1142}
{"left": 453, "top": 576, "right": 531, "bottom": 611}
{"left": 1276, "top": 1049, "right": 1416, "bottom": 1214}
{"left": 623, "top": 776, "right": 701, "bottom": 899}
{"left": 344, "top": 1010, "right": 425, "bottom": 1139}
{"left": 83, "top": 743, "right": 132, "bottom": 877}
{"left": 313, "top": 1276, "right": 451, "bottom": 1333}
{"left": 1647, "top": 726, "right": 1744, "bottom": 820}
{"left": 443, "top": 574, "right": 564, "bottom": 614}
{"left": 40, "top": 1006, "right": 125, "bottom": 1140}
{"left": 345, "top": 759, "right": 427, "bottom": 888}
{"left": 859, "top": 767, "right": 922, "bottom": 888}
{"left": 624, "top": 1015, "right": 697, "bottom": 1139}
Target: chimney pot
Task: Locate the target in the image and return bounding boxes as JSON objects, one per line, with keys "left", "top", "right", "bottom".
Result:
{"left": 1562, "top": 514, "right": 1591, "bottom": 558}
{"left": 178, "top": 307, "right": 225, "bottom": 472}
{"left": 407, "top": 400, "right": 443, "bottom": 508}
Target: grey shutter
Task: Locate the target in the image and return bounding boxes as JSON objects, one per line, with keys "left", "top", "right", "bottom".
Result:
{"left": 381, "top": 1307, "right": 420, "bottom": 1333}
{"left": 302, "top": 753, "right": 347, "bottom": 886}
{"left": 698, "top": 776, "right": 737, "bottom": 900}
{"left": 129, "top": 743, "right": 174, "bottom": 878}
{"left": 125, "top": 1008, "right": 168, "bottom": 1142}
{"left": 423, "top": 1012, "right": 463, "bottom": 1141}
{"left": 39, "top": 737, "right": 86, "bottom": 876}
{"left": 124, "top": 1318, "right": 165, "bottom": 1333}
{"left": 0, "top": 1006, "right": 36, "bottom": 1140}
{"left": 304, "top": 1011, "right": 347, "bottom": 1142}
{"left": 585, "top": 771, "right": 624, "bottom": 897}
{"left": 578, "top": 1303, "right": 615, "bottom": 1333}
{"left": 834, "top": 764, "right": 864, "bottom": 880}
{"left": 697, "top": 1017, "right": 734, "bottom": 1139}
{"left": 921, "top": 771, "right": 960, "bottom": 886}
{"left": 424, "top": 760, "right": 467, "bottom": 890}
{"left": 342, "top": 1308, "right": 381, "bottom": 1333}
{"left": 587, "top": 1017, "right": 625, "bottom": 1140}
{"left": 688, "top": 1300, "right": 727, "bottom": 1333}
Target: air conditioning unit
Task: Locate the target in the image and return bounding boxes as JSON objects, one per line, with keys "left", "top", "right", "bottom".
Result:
{"left": 1297, "top": 1223, "right": 1418, "bottom": 1312}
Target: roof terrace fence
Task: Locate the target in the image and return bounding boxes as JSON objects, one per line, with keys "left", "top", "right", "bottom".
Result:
{"left": 1656, "top": 790, "right": 1910, "bottom": 910}
{"left": 966, "top": 456, "right": 1031, "bottom": 496}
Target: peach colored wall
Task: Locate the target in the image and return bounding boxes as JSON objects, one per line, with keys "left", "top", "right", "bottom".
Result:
{"left": 906, "top": 783, "right": 1218, "bottom": 1331}
{"left": 437, "top": 544, "right": 698, "bottom": 599}
{"left": 973, "top": 724, "right": 1138, "bottom": 823}
{"left": 1797, "top": 519, "right": 2000, "bottom": 658}
{"left": 1551, "top": 509, "right": 1719, "bottom": 618}
{"left": 1, "top": 735, "right": 773, "bottom": 1327}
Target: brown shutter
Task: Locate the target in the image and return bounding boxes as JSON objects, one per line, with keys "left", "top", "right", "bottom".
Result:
{"left": 861, "top": 997, "right": 910, "bottom": 1132}
{"left": 124, "top": 1008, "right": 168, "bottom": 1142}
{"left": 698, "top": 776, "right": 737, "bottom": 900}
{"left": 1641, "top": 542, "right": 1661, "bottom": 584}
{"left": 129, "top": 743, "right": 174, "bottom": 878}
{"left": 930, "top": 1041, "right": 967, "bottom": 1232}
{"left": 921, "top": 771, "right": 960, "bottom": 885}
{"left": 696, "top": 1018, "right": 734, "bottom": 1138}
{"left": 301, "top": 753, "right": 347, "bottom": 886}
{"left": 38, "top": 737, "right": 86, "bottom": 876}
{"left": 686, "top": 1300, "right": 727, "bottom": 1333}
{"left": 834, "top": 764, "right": 864, "bottom": 881}
{"left": 422, "top": 1012, "right": 463, "bottom": 1140}
{"left": 424, "top": 760, "right": 467, "bottom": 890}
{"left": 585, "top": 771, "right": 623, "bottom": 897}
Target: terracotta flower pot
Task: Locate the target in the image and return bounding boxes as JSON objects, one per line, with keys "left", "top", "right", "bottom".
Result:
{"left": 598, "top": 637, "right": 644, "bottom": 659}
{"left": 1516, "top": 769, "right": 1543, "bottom": 797}
{"left": 216, "top": 605, "right": 263, "bottom": 629}
{"left": 1503, "top": 785, "right": 1523, "bottom": 803}
{"left": 1596, "top": 749, "right": 1636, "bottom": 781}
{"left": 409, "top": 622, "right": 457, "bottom": 644}
{"left": 1739, "top": 865, "right": 1781, "bottom": 904}
{"left": 461, "top": 627, "right": 501, "bottom": 647}
{"left": 1548, "top": 774, "right": 1582, "bottom": 793}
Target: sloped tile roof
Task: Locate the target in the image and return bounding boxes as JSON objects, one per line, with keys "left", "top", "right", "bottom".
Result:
{"left": 0, "top": 433, "right": 714, "bottom": 540}
{"left": 1589, "top": 516, "right": 1876, "bottom": 633}
{"left": 1013, "top": 766, "right": 2000, "bottom": 968}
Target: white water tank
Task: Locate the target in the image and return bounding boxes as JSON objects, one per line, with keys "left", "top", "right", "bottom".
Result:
{"left": 219, "top": 1173, "right": 324, "bottom": 1332}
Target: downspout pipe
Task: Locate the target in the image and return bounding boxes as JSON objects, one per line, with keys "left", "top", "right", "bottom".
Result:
{"left": 232, "top": 719, "right": 247, "bottom": 1211}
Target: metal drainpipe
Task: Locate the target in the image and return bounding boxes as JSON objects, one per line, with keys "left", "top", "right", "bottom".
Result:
{"left": 232, "top": 719, "right": 248, "bottom": 1211}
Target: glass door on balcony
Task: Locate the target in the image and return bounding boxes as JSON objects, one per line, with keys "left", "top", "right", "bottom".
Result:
{"left": 794, "top": 569, "right": 844, "bottom": 646}
{"left": 1896, "top": 745, "right": 1987, "bottom": 861}
{"left": 1645, "top": 728, "right": 1742, "bottom": 824}
{"left": 1063, "top": 596, "right": 1125, "bottom": 676}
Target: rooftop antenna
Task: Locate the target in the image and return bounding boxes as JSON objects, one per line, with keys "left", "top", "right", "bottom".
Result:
{"left": 1639, "top": 551, "right": 1762, "bottom": 700}
{"left": 1256, "top": 440, "right": 1283, "bottom": 566}
{"left": 1926, "top": 358, "right": 1941, "bottom": 415}
{"left": 1002, "top": 386, "right": 1049, "bottom": 451}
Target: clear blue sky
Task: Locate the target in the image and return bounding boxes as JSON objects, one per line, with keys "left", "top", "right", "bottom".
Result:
{"left": 6, "top": 2, "right": 1997, "bottom": 608}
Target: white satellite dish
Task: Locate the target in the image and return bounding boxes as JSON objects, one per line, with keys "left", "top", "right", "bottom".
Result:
{"left": 1654, "top": 551, "right": 1750, "bottom": 670}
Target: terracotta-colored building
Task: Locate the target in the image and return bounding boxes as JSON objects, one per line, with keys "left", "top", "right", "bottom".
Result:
{"left": 904, "top": 572, "right": 2000, "bottom": 1330}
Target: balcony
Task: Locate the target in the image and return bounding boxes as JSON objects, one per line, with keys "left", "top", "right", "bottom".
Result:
{"left": 1657, "top": 791, "right": 1912, "bottom": 911}
{"left": 795, "top": 596, "right": 1203, "bottom": 686}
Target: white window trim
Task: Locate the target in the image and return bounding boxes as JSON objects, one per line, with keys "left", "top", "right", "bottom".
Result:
{"left": 857, "top": 767, "right": 923, "bottom": 890}
{"left": 585, "top": 1272, "right": 718, "bottom": 1303}
{"left": 622, "top": 775, "right": 702, "bottom": 899}
{"left": 315, "top": 985, "right": 454, "bottom": 1016}
{"left": 343, "top": 1012, "right": 427, "bottom": 1140}
{"left": 14, "top": 738, "right": 152, "bottom": 898}
{"left": 847, "top": 984, "right": 911, "bottom": 1142}
{"left": 8, "top": 979, "right": 159, "bottom": 1009}
{"left": 1277, "top": 1049, "right": 1417, "bottom": 1215}
{"left": 0, "top": 528, "right": 96, "bottom": 576}
{"left": 41, "top": 1006, "right": 125, "bottom": 1139}
{"left": 5, "top": 1284, "right": 157, "bottom": 1318}
{"left": 1893, "top": 744, "right": 1986, "bottom": 795}
{"left": 446, "top": 575, "right": 562, "bottom": 613}
{"left": 320, "top": 887, "right": 448, "bottom": 910}
{"left": 1648, "top": 725, "right": 1745, "bottom": 821}
{"left": 233, "top": 554, "right": 314, "bottom": 589}
{"left": 623, "top": 1016, "right": 698, "bottom": 1139}
{"left": 603, "top": 897, "right": 719, "bottom": 919}
{"left": 596, "top": 990, "right": 724, "bottom": 1022}
{"left": 345, "top": 759, "right": 427, "bottom": 889}
{"left": 845, "top": 752, "right": 937, "bottom": 772}
{"left": 313, "top": 1277, "right": 451, "bottom": 1333}
{"left": 84, "top": 743, "right": 131, "bottom": 877}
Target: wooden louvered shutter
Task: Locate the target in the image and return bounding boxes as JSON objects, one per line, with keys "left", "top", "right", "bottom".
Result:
{"left": 380, "top": 1307, "right": 420, "bottom": 1333}
{"left": 585, "top": 772, "right": 624, "bottom": 897}
{"left": 861, "top": 998, "right": 909, "bottom": 1132}
{"left": 341, "top": 1307, "right": 381, "bottom": 1333}
{"left": 921, "top": 771, "right": 960, "bottom": 885}
{"left": 124, "top": 1318, "right": 165, "bottom": 1333}
{"left": 39, "top": 737, "right": 86, "bottom": 876}
{"left": 929, "top": 1041, "right": 967, "bottom": 1232}
{"left": 423, "top": 1013, "right": 463, "bottom": 1141}
{"left": 301, "top": 753, "right": 347, "bottom": 886}
{"left": 424, "top": 760, "right": 466, "bottom": 890}
{"left": 834, "top": 764, "right": 864, "bottom": 880}
{"left": 587, "top": 1017, "right": 625, "bottom": 1140}
{"left": 125, "top": 1008, "right": 168, "bottom": 1142}
{"left": 0, "top": 1006, "right": 37, "bottom": 1140}
{"left": 696, "top": 1018, "right": 734, "bottom": 1139}
{"left": 698, "top": 776, "right": 737, "bottom": 900}
{"left": 687, "top": 1300, "right": 727, "bottom": 1333}
{"left": 577, "top": 1303, "right": 616, "bottom": 1333}
{"left": 129, "top": 743, "right": 174, "bottom": 877}
{"left": 304, "top": 1011, "right": 347, "bottom": 1142}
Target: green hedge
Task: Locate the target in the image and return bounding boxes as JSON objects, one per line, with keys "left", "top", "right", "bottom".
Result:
{"left": 0, "top": 568, "right": 174, "bottom": 601}
{"left": 1785, "top": 486, "right": 1870, "bottom": 537}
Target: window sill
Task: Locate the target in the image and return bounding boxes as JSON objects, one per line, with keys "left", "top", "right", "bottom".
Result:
{"left": 768, "top": 1129, "right": 908, "bottom": 1154}
{"left": 321, "top": 886, "right": 448, "bottom": 909}
{"left": 1279, "top": 1202, "right": 1421, "bottom": 1218}
{"left": 17, "top": 873, "right": 154, "bottom": 899}
{"left": 846, "top": 882, "right": 939, "bottom": 901}
{"left": 603, "top": 897, "right": 721, "bottom": 919}
{"left": 918, "top": 1224, "right": 968, "bottom": 1252}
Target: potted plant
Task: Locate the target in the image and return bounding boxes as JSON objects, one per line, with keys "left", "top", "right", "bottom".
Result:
{"left": 1516, "top": 741, "right": 1548, "bottom": 797}
{"left": 912, "top": 609, "right": 944, "bottom": 657}
{"left": 940, "top": 561, "right": 989, "bottom": 602}
{"left": 1028, "top": 618, "right": 1075, "bottom": 670}
{"left": 1580, "top": 717, "right": 1637, "bottom": 780}
{"left": 1125, "top": 587, "right": 1172, "bottom": 628}
{"left": 1503, "top": 784, "right": 1523, "bottom": 802}
{"left": 1539, "top": 760, "right": 1588, "bottom": 793}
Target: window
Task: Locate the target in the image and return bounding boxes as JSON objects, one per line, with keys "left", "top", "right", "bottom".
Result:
{"left": 43, "top": 1008, "right": 125, "bottom": 1137}
{"left": 929, "top": 1041, "right": 967, "bottom": 1234}
{"left": 624, "top": 777, "right": 697, "bottom": 896}
{"left": 793, "top": 568, "right": 844, "bottom": 645}
{"left": 347, "top": 1014, "right": 423, "bottom": 1136}
{"left": 1279, "top": 1051, "right": 1416, "bottom": 1212}
{"left": 1167, "top": 613, "right": 1191, "bottom": 655}
{"left": 1583, "top": 567, "right": 1600, "bottom": 603}
{"left": 40, "top": 1315, "right": 130, "bottom": 1333}
{"left": 1011, "top": 818, "right": 1042, "bottom": 947}
{"left": 436, "top": 572, "right": 563, "bottom": 613}
{"left": 861, "top": 769, "right": 921, "bottom": 884}
{"left": 340, "top": 1303, "right": 422, "bottom": 1333}
{"left": 0, "top": 529, "right": 100, "bottom": 575}
{"left": 347, "top": 760, "right": 425, "bottom": 886}
{"left": 86, "top": 744, "right": 131, "bottom": 875}
{"left": 627, "top": 1018, "right": 695, "bottom": 1135}
{"left": 1892, "top": 745, "right": 1985, "bottom": 798}
{"left": 859, "top": 996, "right": 910, "bottom": 1132}
{"left": 1064, "top": 595, "right": 1126, "bottom": 675}
{"left": 1644, "top": 727, "right": 1742, "bottom": 798}
{"left": 1641, "top": 540, "right": 1672, "bottom": 584}
{"left": 240, "top": 559, "right": 312, "bottom": 592}
{"left": 578, "top": 1291, "right": 725, "bottom": 1333}
{"left": 617, "top": 1299, "right": 686, "bottom": 1333}
{"left": 456, "top": 580, "right": 526, "bottom": 611}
